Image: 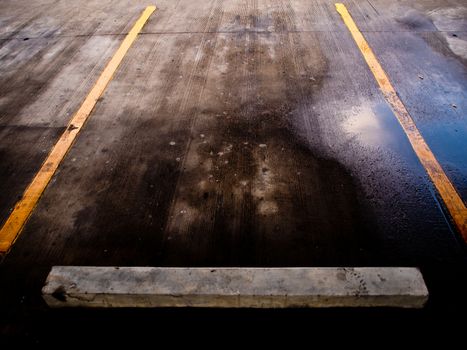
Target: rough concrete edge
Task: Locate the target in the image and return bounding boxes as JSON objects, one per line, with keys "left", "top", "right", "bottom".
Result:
{"left": 43, "top": 293, "right": 429, "bottom": 309}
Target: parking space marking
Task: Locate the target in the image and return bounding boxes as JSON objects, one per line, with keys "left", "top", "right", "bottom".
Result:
{"left": 0, "top": 6, "right": 156, "bottom": 254}
{"left": 335, "top": 3, "right": 467, "bottom": 241}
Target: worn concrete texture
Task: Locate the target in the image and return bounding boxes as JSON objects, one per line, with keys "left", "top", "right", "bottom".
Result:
{"left": 42, "top": 267, "right": 428, "bottom": 308}
{"left": 0, "top": 0, "right": 466, "bottom": 341}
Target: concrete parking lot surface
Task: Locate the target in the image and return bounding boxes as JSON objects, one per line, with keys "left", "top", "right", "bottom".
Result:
{"left": 0, "top": 0, "right": 466, "bottom": 342}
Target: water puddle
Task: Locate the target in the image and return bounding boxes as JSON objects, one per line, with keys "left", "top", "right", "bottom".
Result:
{"left": 418, "top": 119, "right": 467, "bottom": 200}
{"left": 344, "top": 100, "right": 467, "bottom": 202}
{"left": 344, "top": 102, "right": 418, "bottom": 163}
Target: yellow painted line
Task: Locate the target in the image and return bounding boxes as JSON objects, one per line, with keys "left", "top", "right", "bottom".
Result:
{"left": 0, "top": 6, "right": 156, "bottom": 253}
{"left": 335, "top": 3, "right": 467, "bottom": 241}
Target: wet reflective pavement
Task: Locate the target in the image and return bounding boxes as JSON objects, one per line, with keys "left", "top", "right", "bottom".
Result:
{"left": 0, "top": 0, "right": 466, "bottom": 342}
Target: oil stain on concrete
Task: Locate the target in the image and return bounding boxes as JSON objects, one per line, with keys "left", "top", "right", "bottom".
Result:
{"left": 161, "top": 27, "right": 374, "bottom": 266}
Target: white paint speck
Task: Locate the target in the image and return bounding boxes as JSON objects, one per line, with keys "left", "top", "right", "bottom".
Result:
{"left": 169, "top": 141, "right": 176, "bottom": 146}
{"left": 259, "top": 144, "right": 267, "bottom": 148}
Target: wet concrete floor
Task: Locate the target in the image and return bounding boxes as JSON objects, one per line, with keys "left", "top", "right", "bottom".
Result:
{"left": 0, "top": 0, "right": 466, "bottom": 342}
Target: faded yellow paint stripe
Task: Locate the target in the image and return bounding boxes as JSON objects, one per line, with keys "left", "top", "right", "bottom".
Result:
{"left": 0, "top": 6, "right": 156, "bottom": 253}
{"left": 335, "top": 3, "right": 467, "bottom": 240}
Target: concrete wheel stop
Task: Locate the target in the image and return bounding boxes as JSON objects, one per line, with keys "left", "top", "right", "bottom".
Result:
{"left": 42, "top": 267, "right": 428, "bottom": 308}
